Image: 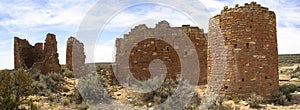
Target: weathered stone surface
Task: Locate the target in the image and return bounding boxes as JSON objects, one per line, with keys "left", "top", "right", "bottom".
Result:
{"left": 14, "top": 33, "right": 61, "bottom": 74}
{"left": 207, "top": 2, "right": 278, "bottom": 98}
{"left": 66, "top": 37, "right": 86, "bottom": 77}
{"left": 114, "top": 21, "right": 207, "bottom": 85}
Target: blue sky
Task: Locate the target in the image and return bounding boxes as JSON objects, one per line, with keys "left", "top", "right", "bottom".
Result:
{"left": 0, "top": 0, "right": 300, "bottom": 69}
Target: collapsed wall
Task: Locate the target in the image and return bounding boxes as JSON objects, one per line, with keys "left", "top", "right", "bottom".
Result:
{"left": 66, "top": 37, "right": 86, "bottom": 76}
{"left": 14, "top": 33, "right": 61, "bottom": 74}
{"left": 207, "top": 2, "right": 278, "bottom": 97}
{"left": 115, "top": 21, "right": 207, "bottom": 85}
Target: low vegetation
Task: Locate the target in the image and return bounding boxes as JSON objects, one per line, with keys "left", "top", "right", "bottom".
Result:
{"left": 0, "top": 70, "right": 35, "bottom": 109}
{"left": 1, "top": 63, "right": 300, "bottom": 109}
{"left": 269, "top": 84, "right": 299, "bottom": 105}
{"left": 279, "top": 84, "right": 299, "bottom": 101}
{"left": 0, "top": 70, "right": 88, "bottom": 109}
{"left": 278, "top": 54, "right": 300, "bottom": 64}
{"left": 270, "top": 91, "right": 288, "bottom": 105}
{"left": 246, "top": 93, "right": 264, "bottom": 108}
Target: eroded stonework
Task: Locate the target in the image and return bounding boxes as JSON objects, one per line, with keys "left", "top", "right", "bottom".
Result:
{"left": 207, "top": 2, "right": 278, "bottom": 98}
{"left": 66, "top": 37, "right": 86, "bottom": 76}
{"left": 115, "top": 21, "right": 207, "bottom": 85}
{"left": 14, "top": 33, "right": 61, "bottom": 74}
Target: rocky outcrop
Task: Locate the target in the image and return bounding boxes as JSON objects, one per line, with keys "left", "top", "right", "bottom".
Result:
{"left": 14, "top": 33, "right": 61, "bottom": 74}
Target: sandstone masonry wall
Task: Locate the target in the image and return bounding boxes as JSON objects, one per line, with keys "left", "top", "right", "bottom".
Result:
{"left": 66, "top": 37, "right": 86, "bottom": 76}
{"left": 115, "top": 21, "right": 207, "bottom": 85}
{"left": 14, "top": 33, "right": 61, "bottom": 74}
{"left": 207, "top": 2, "right": 278, "bottom": 97}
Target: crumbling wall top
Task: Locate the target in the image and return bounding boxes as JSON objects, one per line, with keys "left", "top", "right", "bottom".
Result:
{"left": 211, "top": 2, "right": 274, "bottom": 19}
{"left": 222, "top": 2, "right": 269, "bottom": 13}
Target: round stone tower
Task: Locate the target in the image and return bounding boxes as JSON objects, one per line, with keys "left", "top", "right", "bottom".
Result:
{"left": 207, "top": 2, "right": 278, "bottom": 98}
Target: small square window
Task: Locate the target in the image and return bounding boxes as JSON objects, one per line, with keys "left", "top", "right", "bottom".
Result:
{"left": 224, "top": 86, "right": 228, "bottom": 89}
{"left": 246, "top": 43, "right": 250, "bottom": 49}
{"left": 234, "top": 44, "right": 238, "bottom": 48}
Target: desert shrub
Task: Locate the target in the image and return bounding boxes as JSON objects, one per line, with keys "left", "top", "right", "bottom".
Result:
{"left": 232, "top": 96, "right": 240, "bottom": 104}
{"left": 77, "top": 102, "right": 89, "bottom": 110}
{"left": 185, "top": 93, "right": 202, "bottom": 110}
{"left": 77, "top": 73, "right": 112, "bottom": 105}
{"left": 279, "top": 84, "right": 299, "bottom": 101}
{"left": 96, "top": 65, "right": 106, "bottom": 72}
{"left": 131, "top": 75, "right": 205, "bottom": 109}
{"left": 139, "top": 78, "right": 178, "bottom": 104}
{"left": 31, "top": 72, "right": 65, "bottom": 95}
{"left": 246, "top": 93, "right": 263, "bottom": 108}
{"left": 270, "top": 91, "right": 288, "bottom": 105}
{"left": 62, "top": 97, "right": 71, "bottom": 106}
{"left": 48, "top": 73, "right": 65, "bottom": 82}
{"left": 0, "top": 70, "right": 34, "bottom": 109}
{"left": 291, "top": 66, "right": 300, "bottom": 78}
{"left": 98, "top": 70, "right": 119, "bottom": 89}
{"left": 68, "top": 88, "right": 84, "bottom": 104}
{"left": 63, "top": 70, "right": 74, "bottom": 78}
{"left": 208, "top": 95, "right": 232, "bottom": 110}
{"left": 291, "top": 72, "right": 300, "bottom": 78}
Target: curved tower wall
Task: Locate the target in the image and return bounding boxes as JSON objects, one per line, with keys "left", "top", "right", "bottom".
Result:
{"left": 208, "top": 2, "right": 278, "bottom": 97}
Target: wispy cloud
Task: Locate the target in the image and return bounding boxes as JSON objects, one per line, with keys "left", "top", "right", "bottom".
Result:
{"left": 0, "top": 0, "right": 300, "bottom": 69}
{"left": 103, "top": 4, "right": 202, "bottom": 32}
{"left": 0, "top": 0, "right": 98, "bottom": 69}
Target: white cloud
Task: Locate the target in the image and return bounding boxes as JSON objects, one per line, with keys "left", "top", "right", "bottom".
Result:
{"left": 0, "top": 55, "right": 14, "bottom": 69}
{"left": 58, "top": 44, "right": 67, "bottom": 65}
{"left": 1, "top": 0, "right": 300, "bottom": 69}
{"left": 277, "top": 27, "right": 300, "bottom": 53}
{"left": 200, "top": 0, "right": 300, "bottom": 54}
{"left": 102, "top": 4, "right": 210, "bottom": 35}
{"left": 0, "top": 0, "right": 98, "bottom": 69}
{"left": 199, "top": 0, "right": 230, "bottom": 15}
{"left": 93, "top": 45, "right": 115, "bottom": 63}
{"left": 0, "top": 1, "right": 97, "bottom": 29}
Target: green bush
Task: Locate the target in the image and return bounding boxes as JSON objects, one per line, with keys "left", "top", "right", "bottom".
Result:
{"left": 270, "top": 91, "right": 288, "bottom": 105}
{"left": 77, "top": 102, "right": 89, "bottom": 110}
{"left": 139, "top": 78, "right": 178, "bottom": 104}
{"left": 232, "top": 96, "right": 240, "bottom": 104}
{"left": 185, "top": 93, "right": 202, "bottom": 110}
{"left": 77, "top": 73, "right": 112, "bottom": 105}
{"left": 31, "top": 72, "right": 65, "bottom": 95}
{"left": 68, "top": 88, "right": 84, "bottom": 104}
{"left": 246, "top": 93, "right": 263, "bottom": 108}
{"left": 62, "top": 97, "right": 71, "bottom": 106}
{"left": 0, "top": 70, "right": 34, "bottom": 109}
{"left": 96, "top": 65, "right": 105, "bottom": 72}
{"left": 208, "top": 95, "right": 232, "bottom": 110}
{"left": 63, "top": 70, "right": 74, "bottom": 78}
{"left": 279, "top": 84, "right": 299, "bottom": 101}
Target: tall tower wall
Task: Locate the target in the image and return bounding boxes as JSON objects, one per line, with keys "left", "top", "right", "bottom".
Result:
{"left": 208, "top": 2, "right": 278, "bottom": 97}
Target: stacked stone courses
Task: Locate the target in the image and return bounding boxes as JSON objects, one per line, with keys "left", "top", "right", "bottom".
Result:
{"left": 13, "top": 1, "right": 279, "bottom": 98}
{"left": 14, "top": 33, "right": 61, "bottom": 74}
{"left": 115, "top": 21, "right": 208, "bottom": 85}
{"left": 66, "top": 37, "right": 86, "bottom": 77}
{"left": 207, "top": 2, "right": 278, "bottom": 97}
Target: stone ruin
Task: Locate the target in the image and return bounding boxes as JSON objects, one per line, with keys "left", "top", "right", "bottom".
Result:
{"left": 14, "top": 33, "right": 61, "bottom": 74}
{"left": 114, "top": 21, "right": 207, "bottom": 85}
{"left": 12, "top": 1, "right": 279, "bottom": 98}
{"left": 207, "top": 2, "right": 278, "bottom": 97}
{"left": 114, "top": 2, "right": 279, "bottom": 98}
{"left": 66, "top": 37, "right": 86, "bottom": 77}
